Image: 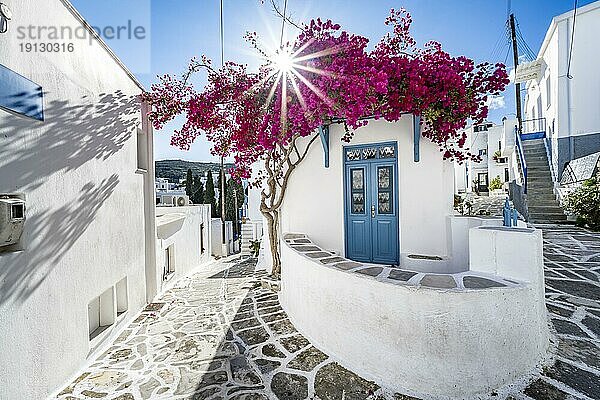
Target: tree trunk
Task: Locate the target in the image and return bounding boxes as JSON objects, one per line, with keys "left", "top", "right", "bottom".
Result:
{"left": 259, "top": 133, "right": 320, "bottom": 279}
{"left": 262, "top": 208, "right": 282, "bottom": 277}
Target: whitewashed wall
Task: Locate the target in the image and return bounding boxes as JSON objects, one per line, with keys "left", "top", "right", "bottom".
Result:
{"left": 279, "top": 118, "right": 454, "bottom": 261}
{"left": 155, "top": 206, "right": 212, "bottom": 291}
{"left": 0, "top": 1, "right": 153, "bottom": 399}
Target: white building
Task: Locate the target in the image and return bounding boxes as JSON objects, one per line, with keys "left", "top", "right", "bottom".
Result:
{"left": 0, "top": 1, "right": 212, "bottom": 399}
{"left": 155, "top": 177, "right": 178, "bottom": 192}
{"left": 249, "top": 118, "right": 549, "bottom": 397}
{"left": 524, "top": 0, "right": 600, "bottom": 184}
{"left": 455, "top": 120, "right": 516, "bottom": 195}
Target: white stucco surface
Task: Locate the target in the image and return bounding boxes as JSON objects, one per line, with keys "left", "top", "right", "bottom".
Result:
{"left": 280, "top": 226, "right": 549, "bottom": 398}
{"left": 0, "top": 1, "right": 153, "bottom": 399}
{"left": 279, "top": 118, "right": 454, "bottom": 263}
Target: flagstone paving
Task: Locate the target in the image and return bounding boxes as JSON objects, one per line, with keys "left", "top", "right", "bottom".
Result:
{"left": 57, "top": 225, "right": 600, "bottom": 400}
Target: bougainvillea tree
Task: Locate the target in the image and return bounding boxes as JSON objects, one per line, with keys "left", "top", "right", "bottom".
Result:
{"left": 141, "top": 9, "right": 509, "bottom": 277}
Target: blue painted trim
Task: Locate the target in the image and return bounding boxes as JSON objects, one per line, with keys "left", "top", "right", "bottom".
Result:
{"left": 520, "top": 131, "right": 546, "bottom": 141}
{"left": 413, "top": 115, "right": 421, "bottom": 162}
{"left": 343, "top": 141, "right": 399, "bottom": 265}
{"left": 319, "top": 125, "right": 330, "bottom": 168}
{"left": 0, "top": 64, "right": 44, "bottom": 121}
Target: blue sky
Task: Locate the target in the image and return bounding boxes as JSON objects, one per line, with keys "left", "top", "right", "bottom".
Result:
{"left": 70, "top": 0, "right": 593, "bottom": 162}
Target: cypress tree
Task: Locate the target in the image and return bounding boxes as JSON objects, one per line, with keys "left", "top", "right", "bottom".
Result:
{"left": 204, "top": 170, "right": 217, "bottom": 218}
{"left": 185, "top": 168, "right": 193, "bottom": 197}
{"left": 192, "top": 175, "right": 204, "bottom": 205}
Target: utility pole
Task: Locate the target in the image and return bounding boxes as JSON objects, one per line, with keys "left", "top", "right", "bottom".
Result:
{"left": 233, "top": 187, "right": 238, "bottom": 253}
{"left": 509, "top": 13, "right": 523, "bottom": 133}
{"left": 221, "top": 156, "right": 227, "bottom": 256}
{"left": 219, "top": 0, "right": 228, "bottom": 257}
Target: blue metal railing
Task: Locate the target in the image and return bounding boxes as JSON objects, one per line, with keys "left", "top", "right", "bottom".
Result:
{"left": 520, "top": 118, "right": 546, "bottom": 140}
{"left": 515, "top": 126, "right": 528, "bottom": 194}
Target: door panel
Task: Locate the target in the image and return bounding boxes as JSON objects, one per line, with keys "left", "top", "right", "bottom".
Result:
{"left": 371, "top": 162, "right": 398, "bottom": 264}
{"left": 345, "top": 164, "right": 371, "bottom": 262}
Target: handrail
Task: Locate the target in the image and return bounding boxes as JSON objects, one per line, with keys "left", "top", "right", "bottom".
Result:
{"left": 515, "top": 126, "right": 528, "bottom": 194}
{"left": 521, "top": 117, "right": 547, "bottom": 136}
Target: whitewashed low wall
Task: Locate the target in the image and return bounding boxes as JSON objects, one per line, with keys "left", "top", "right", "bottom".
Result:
{"left": 448, "top": 215, "right": 527, "bottom": 273}
{"left": 280, "top": 229, "right": 548, "bottom": 397}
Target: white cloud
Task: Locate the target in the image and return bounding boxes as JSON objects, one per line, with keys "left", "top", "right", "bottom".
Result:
{"left": 486, "top": 95, "right": 506, "bottom": 110}
{"left": 508, "top": 68, "right": 515, "bottom": 83}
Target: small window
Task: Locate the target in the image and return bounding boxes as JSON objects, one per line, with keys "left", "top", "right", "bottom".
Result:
{"left": 350, "top": 168, "right": 365, "bottom": 214}
{"left": 200, "top": 223, "right": 205, "bottom": 254}
{"left": 116, "top": 277, "right": 128, "bottom": 317}
{"left": 377, "top": 166, "right": 394, "bottom": 214}
{"left": 136, "top": 128, "right": 148, "bottom": 171}
{"left": 546, "top": 76, "right": 551, "bottom": 108}
{"left": 163, "top": 245, "right": 175, "bottom": 281}
{"left": 478, "top": 149, "right": 487, "bottom": 156}
{"left": 88, "top": 287, "right": 115, "bottom": 341}
{"left": 11, "top": 203, "right": 24, "bottom": 220}
{"left": 505, "top": 168, "right": 510, "bottom": 182}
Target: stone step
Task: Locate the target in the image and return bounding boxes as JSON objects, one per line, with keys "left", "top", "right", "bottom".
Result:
{"left": 527, "top": 171, "right": 551, "bottom": 176}
{"left": 527, "top": 162, "right": 550, "bottom": 168}
{"left": 528, "top": 194, "right": 558, "bottom": 203}
{"left": 524, "top": 152, "right": 548, "bottom": 158}
{"left": 529, "top": 208, "right": 566, "bottom": 215}
{"left": 524, "top": 156, "right": 549, "bottom": 162}
{"left": 528, "top": 181, "right": 554, "bottom": 187}
{"left": 529, "top": 214, "right": 568, "bottom": 222}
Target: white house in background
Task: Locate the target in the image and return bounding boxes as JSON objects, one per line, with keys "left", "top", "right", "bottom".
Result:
{"left": 155, "top": 177, "right": 178, "bottom": 192}
{"left": 0, "top": 1, "right": 212, "bottom": 399}
{"left": 250, "top": 117, "right": 549, "bottom": 397}
{"left": 454, "top": 119, "right": 516, "bottom": 195}
{"left": 524, "top": 0, "right": 600, "bottom": 184}
{"left": 156, "top": 205, "right": 212, "bottom": 286}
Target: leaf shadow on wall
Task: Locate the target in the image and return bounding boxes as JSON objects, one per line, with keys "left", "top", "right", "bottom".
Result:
{"left": 0, "top": 90, "right": 139, "bottom": 191}
{"left": 0, "top": 90, "right": 139, "bottom": 305}
{"left": 0, "top": 174, "right": 120, "bottom": 305}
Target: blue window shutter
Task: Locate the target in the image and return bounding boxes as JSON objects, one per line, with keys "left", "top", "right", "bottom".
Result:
{"left": 0, "top": 64, "right": 44, "bottom": 121}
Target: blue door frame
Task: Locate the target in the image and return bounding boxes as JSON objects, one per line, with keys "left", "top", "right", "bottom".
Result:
{"left": 343, "top": 142, "right": 399, "bottom": 265}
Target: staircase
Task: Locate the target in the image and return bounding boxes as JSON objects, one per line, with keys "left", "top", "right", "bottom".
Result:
{"left": 522, "top": 139, "right": 567, "bottom": 223}
{"left": 240, "top": 222, "right": 256, "bottom": 255}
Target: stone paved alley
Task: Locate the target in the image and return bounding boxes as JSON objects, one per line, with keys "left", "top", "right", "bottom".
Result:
{"left": 57, "top": 225, "right": 600, "bottom": 400}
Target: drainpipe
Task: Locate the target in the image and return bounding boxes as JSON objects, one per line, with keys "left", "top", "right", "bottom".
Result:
{"left": 566, "top": 18, "right": 574, "bottom": 166}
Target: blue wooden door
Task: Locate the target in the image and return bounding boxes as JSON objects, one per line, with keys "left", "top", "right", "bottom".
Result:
{"left": 344, "top": 143, "right": 399, "bottom": 265}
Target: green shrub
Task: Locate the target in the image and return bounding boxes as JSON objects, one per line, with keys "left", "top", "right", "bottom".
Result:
{"left": 488, "top": 176, "right": 503, "bottom": 191}
{"left": 565, "top": 177, "right": 600, "bottom": 230}
{"left": 250, "top": 239, "right": 261, "bottom": 257}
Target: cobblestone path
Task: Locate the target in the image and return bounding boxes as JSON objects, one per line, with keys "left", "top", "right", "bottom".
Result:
{"left": 57, "top": 225, "right": 600, "bottom": 400}
{"left": 522, "top": 225, "right": 600, "bottom": 400}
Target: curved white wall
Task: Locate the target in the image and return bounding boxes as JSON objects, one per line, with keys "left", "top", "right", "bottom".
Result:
{"left": 280, "top": 229, "right": 549, "bottom": 397}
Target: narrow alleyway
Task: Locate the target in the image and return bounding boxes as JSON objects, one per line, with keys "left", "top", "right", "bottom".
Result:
{"left": 57, "top": 225, "right": 600, "bottom": 400}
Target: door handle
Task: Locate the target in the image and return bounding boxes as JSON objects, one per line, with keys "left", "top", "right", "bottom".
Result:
{"left": 371, "top": 204, "right": 375, "bottom": 218}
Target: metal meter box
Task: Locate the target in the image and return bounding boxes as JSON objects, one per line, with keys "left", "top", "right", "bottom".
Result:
{"left": 0, "top": 197, "right": 25, "bottom": 247}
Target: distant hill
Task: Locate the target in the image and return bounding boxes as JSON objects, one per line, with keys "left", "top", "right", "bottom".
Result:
{"left": 155, "top": 159, "right": 234, "bottom": 182}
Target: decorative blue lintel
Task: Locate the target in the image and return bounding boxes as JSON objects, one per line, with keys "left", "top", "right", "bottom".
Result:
{"left": 319, "top": 125, "right": 330, "bottom": 168}
{"left": 413, "top": 115, "right": 421, "bottom": 162}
